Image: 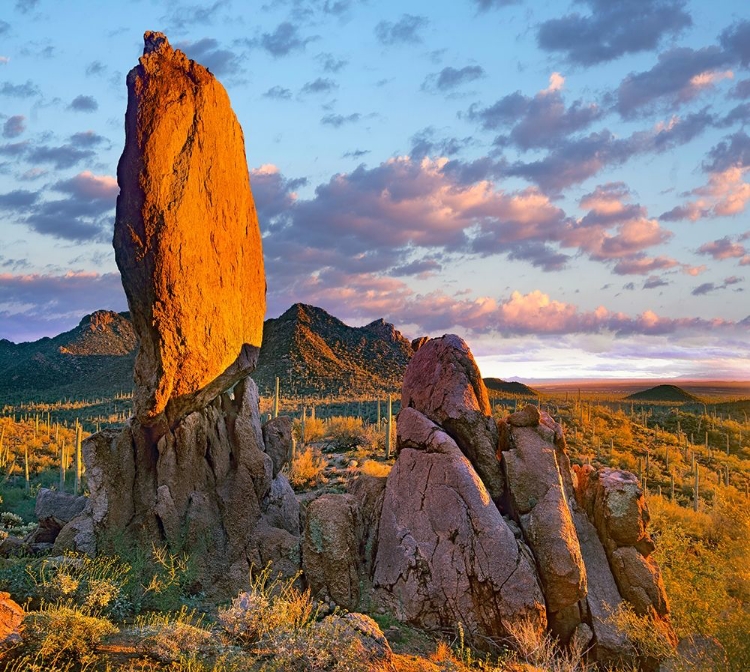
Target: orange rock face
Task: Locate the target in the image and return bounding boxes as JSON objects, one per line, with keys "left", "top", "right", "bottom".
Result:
{"left": 114, "top": 31, "right": 265, "bottom": 425}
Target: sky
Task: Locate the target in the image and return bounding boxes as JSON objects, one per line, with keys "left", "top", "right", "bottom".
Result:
{"left": 1, "top": 0, "right": 749, "bottom": 381}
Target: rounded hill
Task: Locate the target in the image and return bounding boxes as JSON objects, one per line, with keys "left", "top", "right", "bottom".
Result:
{"left": 625, "top": 384, "right": 699, "bottom": 403}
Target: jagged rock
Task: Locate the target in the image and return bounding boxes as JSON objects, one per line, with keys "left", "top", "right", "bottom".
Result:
{"left": 401, "top": 335, "right": 505, "bottom": 503}
{"left": 374, "top": 407, "right": 546, "bottom": 639}
{"left": 0, "top": 592, "right": 23, "bottom": 648}
{"left": 29, "top": 488, "right": 87, "bottom": 545}
{"left": 53, "top": 510, "right": 96, "bottom": 556}
{"left": 302, "top": 494, "right": 363, "bottom": 610}
{"left": 575, "top": 467, "right": 671, "bottom": 623}
{"left": 69, "top": 377, "right": 283, "bottom": 597}
{"left": 411, "top": 336, "right": 429, "bottom": 352}
{"left": 502, "top": 410, "right": 586, "bottom": 614}
{"left": 262, "top": 416, "right": 294, "bottom": 478}
{"left": 254, "top": 522, "right": 301, "bottom": 583}
{"left": 262, "top": 473, "right": 300, "bottom": 536}
{"left": 113, "top": 31, "right": 265, "bottom": 426}
{"left": 347, "top": 474, "right": 387, "bottom": 576}
{"left": 572, "top": 510, "right": 633, "bottom": 664}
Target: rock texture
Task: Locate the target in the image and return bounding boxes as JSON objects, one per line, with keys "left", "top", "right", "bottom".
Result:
{"left": 0, "top": 592, "right": 23, "bottom": 648}
{"left": 113, "top": 31, "right": 265, "bottom": 426}
{"left": 28, "top": 488, "right": 87, "bottom": 544}
{"left": 262, "top": 416, "right": 294, "bottom": 477}
{"left": 401, "top": 334, "right": 505, "bottom": 503}
{"left": 302, "top": 494, "right": 363, "bottom": 611}
{"left": 374, "top": 406, "right": 546, "bottom": 638}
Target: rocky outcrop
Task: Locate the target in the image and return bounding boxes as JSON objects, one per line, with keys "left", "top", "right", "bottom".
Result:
{"left": 113, "top": 31, "right": 265, "bottom": 426}
{"left": 302, "top": 494, "right": 363, "bottom": 611}
{"left": 27, "top": 489, "right": 87, "bottom": 545}
{"left": 374, "top": 335, "right": 675, "bottom": 666}
{"left": 53, "top": 32, "right": 292, "bottom": 598}
{"left": 374, "top": 406, "right": 546, "bottom": 639}
{"left": 262, "top": 416, "right": 294, "bottom": 478}
{"left": 401, "top": 334, "right": 505, "bottom": 503}
{"left": 0, "top": 593, "right": 23, "bottom": 648}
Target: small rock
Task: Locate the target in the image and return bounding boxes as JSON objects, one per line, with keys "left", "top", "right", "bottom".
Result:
{"left": 0, "top": 592, "right": 24, "bottom": 648}
{"left": 507, "top": 404, "right": 541, "bottom": 427}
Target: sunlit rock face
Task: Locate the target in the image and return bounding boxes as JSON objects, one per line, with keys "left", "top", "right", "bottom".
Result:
{"left": 114, "top": 30, "right": 265, "bottom": 427}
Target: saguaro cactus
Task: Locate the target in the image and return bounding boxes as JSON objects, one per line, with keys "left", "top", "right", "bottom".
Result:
{"left": 74, "top": 421, "right": 83, "bottom": 495}
{"left": 273, "top": 377, "right": 280, "bottom": 419}
{"left": 385, "top": 394, "right": 392, "bottom": 459}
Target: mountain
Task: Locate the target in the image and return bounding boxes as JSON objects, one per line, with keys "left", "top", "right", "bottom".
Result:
{"left": 483, "top": 378, "right": 538, "bottom": 397}
{"left": 625, "top": 384, "right": 700, "bottom": 403}
{"left": 0, "top": 310, "right": 136, "bottom": 403}
{"left": 252, "top": 303, "right": 413, "bottom": 396}
{"left": 0, "top": 304, "right": 414, "bottom": 404}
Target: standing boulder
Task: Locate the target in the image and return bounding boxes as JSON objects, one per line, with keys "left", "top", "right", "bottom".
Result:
{"left": 302, "top": 494, "right": 363, "bottom": 611}
{"left": 374, "top": 407, "right": 546, "bottom": 639}
{"left": 114, "top": 31, "right": 265, "bottom": 426}
{"left": 401, "top": 335, "right": 505, "bottom": 503}
{"left": 262, "top": 416, "right": 294, "bottom": 477}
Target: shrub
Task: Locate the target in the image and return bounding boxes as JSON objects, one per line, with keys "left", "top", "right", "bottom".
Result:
{"left": 134, "top": 607, "right": 216, "bottom": 664}
{"left": 288, "top": 446, "right": 326, "bottom": 489}
{"left": 22, "top": 603, "right": 117, "bottom": 665}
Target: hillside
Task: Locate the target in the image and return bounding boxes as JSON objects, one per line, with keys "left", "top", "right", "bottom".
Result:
{"left": 625, "top": 384, "right": 700, "bottom": 403}
{"left": 483, "top": 378, "right": 537, "bottom": 397}
{"left": 252, "top": 303, "right": 413, "bottom": 396}
{"left": 0, "top": 311, "right": 136, "bottom": 404}
{"left": 0, "top": 305, "right": 414, "bottom": 404}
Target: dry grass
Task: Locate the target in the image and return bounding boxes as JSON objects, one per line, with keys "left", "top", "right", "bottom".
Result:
{"left": 288, "top": 445, "right": 327, "bottom": 489}
{"left": 360, "top": 459, "right": 392, "bottom": 478}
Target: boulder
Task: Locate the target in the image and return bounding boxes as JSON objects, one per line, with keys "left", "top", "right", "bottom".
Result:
{"left": 374, "top": 407, "right": 546, "bottom": 639}
{"left": 262, "top": 416, "right": 294, "bottom": 477}
{"left": 302, "top": 494, "right": 363, "bottom": 611}
{"left": 347, "top": 474, "right": 387, "bottom": 576}
{"left": 503, "top": 415, "right": 586, "bottom": 614}
{"left": 113, "top": 31, "right": 265, "bottom": 426}
{"left": 261, "top": 473, "right": 300, "bottom": 536}
{"left": 0, "top": 592, "right": 23, "bottom": 648}
{"left": 35, "top": 488, "right": 87, "bottom": 531}
{"left": 401, "top": 335, "right": 505, "bottom": 503}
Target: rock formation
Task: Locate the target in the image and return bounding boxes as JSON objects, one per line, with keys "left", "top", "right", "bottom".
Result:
{"left": 113, "top": 30, "right": 265, "bottom": 427}
{"left": 369, "top": 334, "right": 675, "bottom": 665}
{"left": 56, "top": 32, "right": 299, "bottom": 597}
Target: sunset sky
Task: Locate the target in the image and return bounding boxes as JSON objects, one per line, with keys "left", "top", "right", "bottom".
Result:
{"left": 1, "top": 0, "right": 749, "bottom": 380}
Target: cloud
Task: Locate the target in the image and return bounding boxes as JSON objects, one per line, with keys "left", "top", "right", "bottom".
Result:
{"left": 0, "top": 189, "right": 39, "bottom": 209}
{"left": 505, "top": 110, "right": 714, "bottom": 191}
{"left": 537, "top": 0, "right": 692, "bottom": 66}
{"left": 52, "top": 171, "right": 118, "bottom": 202}
{"left": 472, "top": 0, "right": 519, "bottom": 10}
{"left": 423, "top": 65, "right": 485, "bottom": 92}
{"left": 409, "top": 127, "right": 473, "bottom": 160}
{"left": 263, "top": 86, "right": 292, "bottom": 100}
{"left": 0, "top": 21, "right": 9, "bottom": 36}
{"left": 391, "top": 258, "right": 442, "bottom": 277}
{"left": 616, "top": 47, "right": 732, "bottom": 118}
{"left": 14, "top": 0, "right": 39, "bottom": 12}
{"left": 0, "top": 80, "right": 40, "bottom": 98}
{"left": 2, "top": 115, "right": 25, "bottom": 138}
{"left": 467, "top": 73, "right": 603, "bottom": 149}
{"left": 249, "top": 164, "right": 307, "bottom": 224}
{"left": 85, "top": 60, "right": 107, "bottom": 77}
{"left": 643, "top": 275, "right": 668, "bottom": 289}
{"left": 260, "top": 22, "right": 315, "bottom": 57}
{"left": 719, "top": 19, "right": 750, "bottom": 67}
{"left": 300, "top": 77, "right": 337, "bottom": 95}
{"left": 703, "top": 131, "right": 750, "bottom": 173}
{"left": 0, "top": 271, "right": 126, "bottom": 342}
{"left": 374, "top": 14, "right": 428, "bottom": 45}
{"left": 321, "top": 113, "right": 361, "bottom": 127}
{"left": 68, "top": 95, "right": 98, "bottom": 112}
{"left": 26, "top": 143, "right": 95, "bottom": 169}
{"left": 697, "top": 235, "right": 747, "bottom": 260}
{"left": 178, "top": 38, "right": 242, "bottom": 76}
{"left": 612, "top": 255, "right": 679, "bottom": 275}
{"left": 692, "top": 282, "right": 716, "bottom": 295}
{"left": 69, "top": 131, "right": 108, "bottom": 148}
{"left": 660, "top": 166, "right": 750, "bottom": 221}
{"left": 343, "top": 149, "right": 370, "bottom": 159}
{"left": 162, "top": 0, "right": 230, "bottom": 30}
{"left": 317, "top": 53, "right": 347, "bottom": 73}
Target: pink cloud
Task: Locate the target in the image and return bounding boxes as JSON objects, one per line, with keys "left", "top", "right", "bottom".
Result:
{"left": 697, "top": 235, "right": 747, "bottom": 260}
{"left": 662, "top": 166, "right": 750, "bottom": 221}
{"left": 53, "top": 170, "right": 118, "bottom": 201}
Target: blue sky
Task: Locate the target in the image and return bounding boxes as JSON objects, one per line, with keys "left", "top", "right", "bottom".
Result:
{"left": 1, "top": 0, "right": 749, "bottom": 380}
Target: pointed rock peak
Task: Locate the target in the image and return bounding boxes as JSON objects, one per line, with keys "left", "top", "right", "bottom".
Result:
{"left": 143, "top": 31, "right": 171, "bottom": 55}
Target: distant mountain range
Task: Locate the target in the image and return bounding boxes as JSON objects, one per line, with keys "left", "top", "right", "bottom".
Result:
{"left": 0, "top": 304, "right": 415, "bottom": 403}
{"left": 483, "top": 378, "right": 538, "bottom": 397}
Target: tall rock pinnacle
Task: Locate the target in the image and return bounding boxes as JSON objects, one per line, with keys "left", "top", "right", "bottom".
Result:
{"left": 114, "top": 31, "right": 265, "bottom": 425}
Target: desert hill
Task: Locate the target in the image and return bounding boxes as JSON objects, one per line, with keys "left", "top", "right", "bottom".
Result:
{"left": 625, "top": 384, "right": 700, "bottom": 403}
{"left": 252, "top": 303, "right": 413, "bottom": 396}
{"left": 0, "top": 304, "right": 414, "bottom": 404}
{"left": 483, "top": 377, "right": 537, "bottom": 397}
